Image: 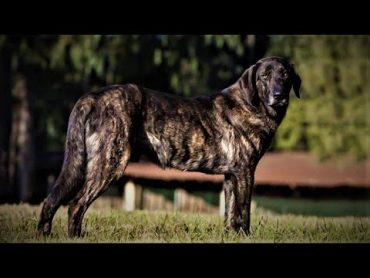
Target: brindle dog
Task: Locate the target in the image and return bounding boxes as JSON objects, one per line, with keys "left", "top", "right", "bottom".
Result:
{"left": 38, "top": 56, "right": 301, "bottom": 237}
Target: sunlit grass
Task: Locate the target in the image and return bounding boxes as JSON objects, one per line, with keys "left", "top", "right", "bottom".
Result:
{"left": 0, "top": 203, "right": 369, "bottom": 243}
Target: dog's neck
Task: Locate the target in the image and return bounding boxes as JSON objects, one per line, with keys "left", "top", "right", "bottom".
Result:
{"left": 260, "top": 102, "right": 288, "bottom": 126}
{"left": 221, "top": 83, "right": 287, "bottom": 127}
{"left": 214, "top": 86, "right": 281, "bottom": 148}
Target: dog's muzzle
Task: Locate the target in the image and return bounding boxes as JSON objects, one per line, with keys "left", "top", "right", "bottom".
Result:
{"left": 268, "top": 91, "right": 287, "bottom": 106}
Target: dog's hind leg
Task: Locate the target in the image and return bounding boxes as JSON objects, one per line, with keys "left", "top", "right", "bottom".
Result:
{"left": 67, "top": 118, "right": 131, "bottom": 237}
{"left": 67, "top": 146, "right": 130, "bottom": 237}
{"left": 38, "top": 98, "right": 92, "bottom": 236}
{"left": 37, "top": 160, "right": 84, "bottom": 236}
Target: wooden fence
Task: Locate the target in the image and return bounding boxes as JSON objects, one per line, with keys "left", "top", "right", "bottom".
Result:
{"left": 119, "top": 152, "right": 370, "bottom": 215}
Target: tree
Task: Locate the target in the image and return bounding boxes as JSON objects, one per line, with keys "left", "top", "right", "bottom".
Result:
{"left": 268, "top": 35, "right": 370, "bottom": 161}
{"left": 0, "top": 36, "right": 12, "bottom": 201}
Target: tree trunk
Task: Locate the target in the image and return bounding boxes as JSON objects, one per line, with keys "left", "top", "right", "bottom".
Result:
{"left": 9, "top": 73, "right": 36, "bottom": 202}
{"left": 245, "top": 35, "right": 256, "bottom": 65}
{"left": 0, "top": 44, "right": 12, "bottom": 202}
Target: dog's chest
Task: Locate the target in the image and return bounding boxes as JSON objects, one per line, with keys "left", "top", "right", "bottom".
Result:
{"left": 219, "top": 131, "right": 236, "bottom": 165}
{"left": 145, "top": 131, "right": 170, "bottom": 166}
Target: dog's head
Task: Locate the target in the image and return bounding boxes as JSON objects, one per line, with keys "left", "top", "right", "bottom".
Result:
{"left": 238, "top": 56, "right": 301, "bottom": 108}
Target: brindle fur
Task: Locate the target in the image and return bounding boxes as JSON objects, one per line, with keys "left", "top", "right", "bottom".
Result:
{"left": 38, "top": 56, "right": 301, "bottom": 237}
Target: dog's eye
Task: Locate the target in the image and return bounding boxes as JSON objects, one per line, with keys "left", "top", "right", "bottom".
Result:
{"left": 261, "top": 73, "right": 268, "bottom": 80}
{"left": 283, "top": 72, "right": 288, "bottom": 78}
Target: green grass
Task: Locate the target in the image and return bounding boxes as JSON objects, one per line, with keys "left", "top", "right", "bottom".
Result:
{"left": 0, "top": 203, "right": 369, "bottom": 243}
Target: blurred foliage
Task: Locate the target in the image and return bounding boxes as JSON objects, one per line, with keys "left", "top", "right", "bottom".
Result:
{"left": 153, "top": 35, "right": 249, "bottom": 96}
{"left": 1, "top": 35, "right": 369, "bottom": 161}
{"left": 1, "top": 35, "right": 258, "bottom": 153}
{"left": 268, "top": 35, "right": 370, "bottom": 161}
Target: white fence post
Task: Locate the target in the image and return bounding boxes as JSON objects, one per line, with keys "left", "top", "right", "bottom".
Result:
{"left": 124, "top": 180, "right": 136, "bottom": 211}
{"left": 174, "top": 188, "right": 187, "bottom": 211}
{"left": 219, "top": 190, "right": 225, "bottom": 216}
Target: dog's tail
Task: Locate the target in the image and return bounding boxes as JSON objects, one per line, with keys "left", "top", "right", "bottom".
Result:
{"left": 49, "top": 96, "right": 95, "bottom": 204}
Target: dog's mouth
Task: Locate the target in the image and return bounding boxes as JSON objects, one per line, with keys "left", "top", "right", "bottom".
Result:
{"left": 267, "top": 95, "right": 288, "bottom": 107}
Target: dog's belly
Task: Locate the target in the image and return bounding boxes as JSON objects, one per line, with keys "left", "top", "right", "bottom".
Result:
{"left": 143, "top": 129, "right": 241, "bottom": 174}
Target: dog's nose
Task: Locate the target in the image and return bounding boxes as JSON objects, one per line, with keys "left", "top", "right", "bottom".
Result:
{"left": 273, "top": 91, "right": 283, "bottom": 98}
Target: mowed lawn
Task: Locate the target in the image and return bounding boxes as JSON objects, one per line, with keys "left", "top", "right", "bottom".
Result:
{"left": 0, "top": 203, "right": 369, "bottom": 243}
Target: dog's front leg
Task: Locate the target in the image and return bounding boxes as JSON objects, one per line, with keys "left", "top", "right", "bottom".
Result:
{"left": 224, "top": 170, "right": 254, "bottom": 235}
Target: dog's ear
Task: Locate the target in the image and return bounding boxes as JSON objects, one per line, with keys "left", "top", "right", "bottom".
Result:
{"left": 238, "top": 64, "right": 259, "bottom": 107}
{"left": 290, "top": 64, "right": 301, "bottom": 98}
{"left": 293, "top": 72, "right": 301, "bottom": 98}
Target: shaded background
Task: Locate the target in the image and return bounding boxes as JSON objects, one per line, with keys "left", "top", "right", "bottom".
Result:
{"left": 0, "top": 35, "right": 369, "bottom": 215}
